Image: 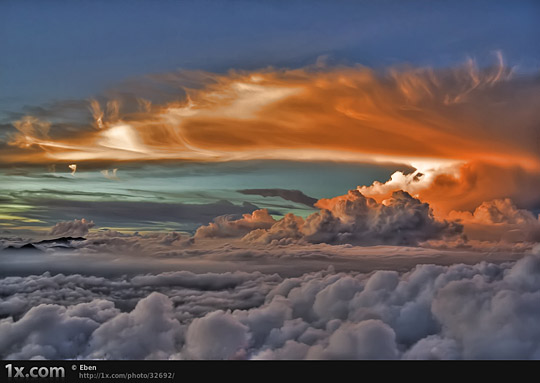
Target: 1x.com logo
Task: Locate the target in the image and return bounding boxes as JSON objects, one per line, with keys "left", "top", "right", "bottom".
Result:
{"left": 5, "top": 364, "right": 65, "bottom": 379}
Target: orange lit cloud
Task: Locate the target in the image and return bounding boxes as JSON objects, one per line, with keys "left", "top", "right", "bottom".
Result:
{"left": 356, "top": 161, "right": 540, "bottom": 214}
{"left": 447, "top": 198, "right": 540, "bottom": 243}
{"left": 5, "top": 56, "right": 540, "bottom": 212}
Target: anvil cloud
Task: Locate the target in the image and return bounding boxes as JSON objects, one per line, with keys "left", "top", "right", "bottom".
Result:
{"left": 5, "top": 56, "right": 540, "bottom": 214}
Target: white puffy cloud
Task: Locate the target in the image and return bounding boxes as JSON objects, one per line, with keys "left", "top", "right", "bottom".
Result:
{"left": 184, "top": 311, "right": 250, "bottom": 360}
{"left": 306, "top": 320, "right": 399, "bottom": 360}
{"left": 403, "top": 335, "right": 461, "bottom": 360}
{"left": 87, "top": 293, "right": 183, "bottom": 360}
{"left": 0, "top": 297, "right": 27, "bottom": 317}
{"left": 0, "top": 301, "right": 108, "bottom": 359}
{"left": 3, "top": 253, "right": 540, "bottom": 359}
{"left": 252, "top": 340, "right": 310, "bottom": 360}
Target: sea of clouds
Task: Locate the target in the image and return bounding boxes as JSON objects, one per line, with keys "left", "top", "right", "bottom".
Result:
{"left": 2, "top": 249, "right": 540, "bottom": 360}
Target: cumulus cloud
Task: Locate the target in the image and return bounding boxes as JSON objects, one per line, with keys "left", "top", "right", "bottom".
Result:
{"left": 67, "top": 184, "right": 535, "bottom": 252}
{"left": 87, "top": 293, "right": 183, "bottom": 360}
{"left": 194, "top": 209, "right": 276, "bottom": 239}
{"left": 184, "top": 311, "right": 249, "bottom": 360}
{"left": 0, "top": 301, "right": 110, "bottom": 359}
{"left": 242, "top": 190, "right": 462, "bottom": 246}
{"left": 306, "top": 320, "right": 399, "bottom": 360}
{"left": 49, "top": 218, "right": 95, "bottom": 238}
{"left": 4, "top": 253, "right": 540, "bottom": 359}
{"left": 0, "top": 269, "right": 280, "bottom": 324}
{"left": 243, "top": 213, "right": 305, "bottom": 245}
{"left": 359, "top": 161, "right": 540, "bottom": 214}
{"left": 451, "top": 198, "right": 539, "bottom": 225}
{"left": 448, "top": 198, "right": 540, "bottom": 243}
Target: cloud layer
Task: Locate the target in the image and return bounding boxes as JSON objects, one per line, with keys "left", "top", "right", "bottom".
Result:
{"left": 9, "top": 55, "right": 535, "bottom": 165}
{"left": 5, "top": 57, "right": 539, "bottom": 213}
{"left": 3, "top": 253, "right": 540, "bottom": 359}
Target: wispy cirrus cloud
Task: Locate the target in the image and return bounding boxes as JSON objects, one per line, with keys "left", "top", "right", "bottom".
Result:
{"left": 4, "top": 56, "right": 539, "bottom": 213}
{"left": 5, "top": 54, "right": 534, "bottom": 168}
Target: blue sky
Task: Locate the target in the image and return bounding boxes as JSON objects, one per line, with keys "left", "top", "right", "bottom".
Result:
{"left": 1, "top": 0, "right": 538, "bottom": 120}
{"left": 0, "top": 160, "right": 403, "bottom": 231}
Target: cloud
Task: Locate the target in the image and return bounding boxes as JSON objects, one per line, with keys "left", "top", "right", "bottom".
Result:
{"left": 4, "top": 254, "right": 540, "bottom": 359}
{"left": 5, "top": 58, "right": 537, "bottom": 169}
{"left": 32, "top": 187, "right": 539, "bottom": 259}
{"left": 306, "top": 320, "right": 399, "bottom": 360}
{"left": 2, "top": 54, "right": 539, "bottom": 360}
{"left": 0, "top": 269, "right": 281, "bottom": 359}
{"left": 453, "top": 198, "right": 538, "bottom": 225}
{"left": 359, "top": 161, "right": 540, "bottom": 214}
{"left": 0, "top": 301, "right": 108, "bottom": 359}
{"left": 130, "top": 270, "right": 276, "bottom": 291}
{"left": 447, "top": 198, "right": 540, "bottom": 243}
{"left": 74, "top": 230, "right": 193, "bottom": 256}
{"left": 194, "top": 209, "right": 276, "bottom": 239}
{"left": 17, "top": 197, "right": 260, "bottom": 231}
{"left": 403, "top": 335, "right": 460, "bottom": 360}
{"left": 238, "top": 189, "right": 318, "bottom": 207}
{"left": 86, "top": 293, "right": 183, "bottom": 360}
{"left": 183, "top": 310, "right": 250, "bottom": 360}
{"left": 8, "top": 117, "right": 50, "bottom": 149}
{"left": 0, "top": 297, "right": 27, "bottom": 317}
{"left": 243, "top": 190, "right": 462, "bottom": 246}
{"left": 4, "top": 58, "right": 539, "bottom": 213}
{"left": 243, "top": 213, "right": 306, "bottom": 245}
{"left": 101, "top": 168, "right": 118, "bottom": 180}
{"left": 49, "top": 218, "right": 95, "bottom": 237}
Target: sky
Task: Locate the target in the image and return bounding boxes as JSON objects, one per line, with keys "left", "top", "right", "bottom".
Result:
{"left": 1, "top": 0, "right": 539, "bottom": 120}
{"left": 1, "top": 0, "right": 540, "bottom": 361}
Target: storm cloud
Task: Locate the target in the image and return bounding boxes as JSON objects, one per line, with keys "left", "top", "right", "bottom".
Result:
{"left": 198, "top": 190, "right": 463, "bottom": 246}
